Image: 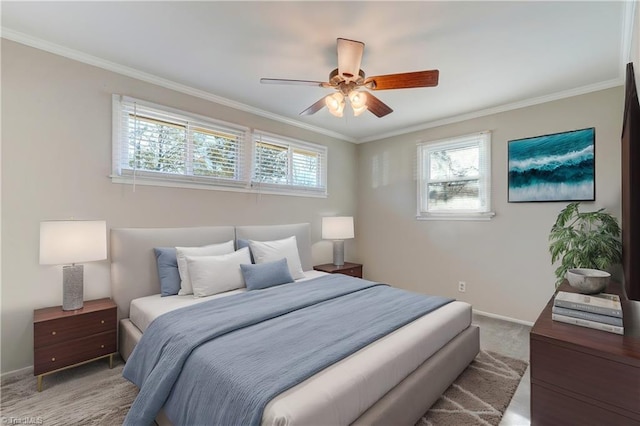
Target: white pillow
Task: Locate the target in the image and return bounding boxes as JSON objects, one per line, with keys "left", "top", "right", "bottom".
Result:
{"left": 186, "top": 247, "right": 251, "bottom": 298}
{"left": 176, "top": 240, "right": 235, "bottom": 295}
{"left": 248, "top": 236, "right": 305, "bottom": 280}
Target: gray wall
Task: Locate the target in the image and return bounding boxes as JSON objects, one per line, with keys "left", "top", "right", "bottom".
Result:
{"left": 634, "top": 3, "right": 639, "bottom": 82}
{"left": 1, "top": 40, "right": 357, "bottom": 373}
{"left": 355, "top": 87, "right": 624, "bottom": 323}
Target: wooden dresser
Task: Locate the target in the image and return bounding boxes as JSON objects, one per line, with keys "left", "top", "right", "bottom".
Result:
{"left": 313, "top": 262, "right": 363, "bottom": 278}
{"left": 33, "top": 298, "right": 117, "bottom": 391}
{"left": 530, "top": 281, "right": 640, "bottom": 425}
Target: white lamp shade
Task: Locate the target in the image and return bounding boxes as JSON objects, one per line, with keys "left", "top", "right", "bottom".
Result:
{"left": 325, "top": 93, "right": 345, "bottom": 117}
{"left": 349, "top": 90, "right": 368, "bottom": 116}
{"left": 322, "top": 217, "right": 355, "bottom": 240}
{"left": 40, "top": 220, "right": 107, "bottom": 265}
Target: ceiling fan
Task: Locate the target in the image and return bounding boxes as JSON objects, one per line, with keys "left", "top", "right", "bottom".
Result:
{"left": 260, "top": 38, "right": 439, "bottom": 118}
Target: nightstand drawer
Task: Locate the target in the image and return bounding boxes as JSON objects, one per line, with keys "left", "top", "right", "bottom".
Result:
{"left": 34, "top": 308, "right": 116, "bottom": 348}
{"left": 340, "top": 266, "right": 362, "bottom": 278}
{"left": 531, "top": 383, "right": 640, "bottom": 426}
{"left": 531, "top": 338, "right": 640, "bottom": 416}
{"left": 34, "top": 331, "right": 116, "bottom": 375}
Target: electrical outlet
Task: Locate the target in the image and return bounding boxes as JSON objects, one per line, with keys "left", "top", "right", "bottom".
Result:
{"left": 458, "top": 281, "right": 466, "bottom": 292}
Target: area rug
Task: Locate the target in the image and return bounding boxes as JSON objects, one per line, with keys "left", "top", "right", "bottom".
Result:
{"left": 417, "top": 350, "right": 529, "bottom": 426}
{"left": 1, "top": 359, "right": 135, "bottom": 425}
{"left": 1, "top": 350, "right": 526, "bottom": 425}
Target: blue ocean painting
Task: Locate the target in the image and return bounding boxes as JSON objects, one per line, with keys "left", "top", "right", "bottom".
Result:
{"left": 508, "top": 128, "right": 595, "bottom": 202}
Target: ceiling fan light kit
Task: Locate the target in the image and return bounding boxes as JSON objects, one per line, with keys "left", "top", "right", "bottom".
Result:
{"left": 326, "top": 92, "right": 346, "bottom": 117}
{"left": 260, "top": 37, "right": 439, "bottom": 119}
{"left": 349, "top": 90, "right": 368, "bottom": 116}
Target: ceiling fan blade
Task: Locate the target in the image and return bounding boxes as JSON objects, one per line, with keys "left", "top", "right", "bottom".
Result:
{"left": 300, "top": 97, "right": 327, "bottom": 116}
{"left": 365, "top": 93, "right": 393, "bottom": 118}
{"left": 337, "top": 38, "right": 364, "bottom": 81}
{"left": 260, "top": 78, "right": 327, "bottom": 87}
{"left": 364, "top": 70, "right": 439, "bottom": 90}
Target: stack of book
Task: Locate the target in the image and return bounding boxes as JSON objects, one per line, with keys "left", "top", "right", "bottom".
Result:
{"left": 552, "top": 291, "right": 624, "bottom": 335}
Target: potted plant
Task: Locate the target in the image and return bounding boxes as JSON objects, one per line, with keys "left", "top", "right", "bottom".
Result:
{"left": 548, "top": 202, "right": 622, "bottom": 289}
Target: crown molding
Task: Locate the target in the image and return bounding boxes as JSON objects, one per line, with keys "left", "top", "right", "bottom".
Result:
{"left": 357, "top": 78, "right": 624, "bottom": 144}
{"left": 1, "top": 28, "right": 356, "bottom": 143}
{"left": 1, "top": 26, "right": 627, "bottom": 145}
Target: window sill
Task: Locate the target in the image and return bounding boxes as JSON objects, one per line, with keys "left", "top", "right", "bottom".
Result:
{"left": 110, "top": 175, "right": 327, "bottom": 198}
{"left": 416, "top": 211, "right": 496, "bottom": 221}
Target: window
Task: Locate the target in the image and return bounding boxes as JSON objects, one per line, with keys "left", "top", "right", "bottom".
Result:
{"left": 112, "top": 95, "right": 249, "bottom": 188}
{"left": 417, "top": 131, "right": 494, "bottom": 220}
{"left": 112, "top": 96, "right": 327, "bottom": 197}
{"left": 252, "top": 131, "right": 327, "bottom": 196}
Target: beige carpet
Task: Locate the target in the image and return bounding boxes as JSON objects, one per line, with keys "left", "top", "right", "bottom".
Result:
{"left": 1, "top": 350, "right": 526, "bottom": 425}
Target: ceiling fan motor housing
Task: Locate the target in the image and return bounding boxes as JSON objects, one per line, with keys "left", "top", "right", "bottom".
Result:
{"left": 330, "top": 68, "right": 366, "bottom": 86}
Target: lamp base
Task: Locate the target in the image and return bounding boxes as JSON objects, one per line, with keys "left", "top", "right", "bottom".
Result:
{"left": 332, "top": 240, "right": 345, "bottom": 266}
{"left": 62, "top": 265, "right": 84, "bottom": 311}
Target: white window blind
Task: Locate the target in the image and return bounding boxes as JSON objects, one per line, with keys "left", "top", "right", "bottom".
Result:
{"left": 417, "top": 131, "right": 494, "bottom": 220}
{"left": 112, "top": 95, "right": 249, "bottom": 189}
{"left": 252, "top": 131, "right": 327, "bottom": 196}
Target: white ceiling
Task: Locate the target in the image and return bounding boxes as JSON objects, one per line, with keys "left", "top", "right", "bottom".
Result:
{"left": 1, "top": 1, "right": 634, "bottom": 143}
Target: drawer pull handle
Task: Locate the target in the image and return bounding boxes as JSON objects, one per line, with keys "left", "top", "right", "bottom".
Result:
{"left": 101, "top": 320, "right": 105, "bottom": 324}
{"left": 51, "top": 331, "right": 56, "bottom": 335}
{"left": 101, "top": 345, "right": 105, "bottom": 348}
{"left": 51, "top": 357, "right": 56, "bottom": 362}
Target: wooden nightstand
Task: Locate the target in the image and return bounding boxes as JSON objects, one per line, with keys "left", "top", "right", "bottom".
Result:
{"left": 530, "top": 281, "right": 640, "bottom": 424}
{"left": 33, "top": 298, "right": 117, "bottom": 391}
{"left": 313, "top": 262, "right": 363, "bottom": 278}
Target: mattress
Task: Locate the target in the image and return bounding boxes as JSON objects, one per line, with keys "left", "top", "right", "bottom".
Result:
{"left": 128, "top": 274, "right": 472, "bottom": 425}
{"left": 130, "top": 270, "right": 328, "bottom": 333}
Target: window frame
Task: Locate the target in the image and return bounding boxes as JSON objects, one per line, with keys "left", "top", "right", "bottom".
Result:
{"left": 111, "top": 95, "right": 328, "bottom": 198}
{"left": 251, "top": 130, "right": 328, "bottom": 197}
{"left": 416, "top": 131, "right": 495, "bottom": 221}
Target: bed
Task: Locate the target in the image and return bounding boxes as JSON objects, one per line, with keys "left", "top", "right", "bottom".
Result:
{"left": 111, "top": 223, "right": 479, "bottom": 425}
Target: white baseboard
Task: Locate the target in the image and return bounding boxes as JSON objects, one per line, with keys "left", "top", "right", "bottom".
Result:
{"left": 473, "top": 309, "right": 535, "bottom": 327}
{"left": 1, "top": 365, "right": 33, "bottom": 380}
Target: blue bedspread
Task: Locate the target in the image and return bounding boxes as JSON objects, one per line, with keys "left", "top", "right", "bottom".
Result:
{"left": 123, "top": 274, "right": 453, "bottom": 425}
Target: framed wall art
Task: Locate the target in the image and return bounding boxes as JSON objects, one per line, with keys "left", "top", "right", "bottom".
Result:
{"left": 508, "top": 127, "right": 595, "bottom": 202}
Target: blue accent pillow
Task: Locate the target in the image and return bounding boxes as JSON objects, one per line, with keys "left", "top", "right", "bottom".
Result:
{"left": 240, "top": 258, "right": 294, "bottom": 290}
{"left": 154, "top": 247, "right": 180, "bottom": 296}
{"left": 236, "top": 239, "right": 255, "bottom": 263}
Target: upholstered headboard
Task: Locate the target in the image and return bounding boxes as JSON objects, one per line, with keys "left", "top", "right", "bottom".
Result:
{"left": 110, "top": 223, "right": 312, "bottom": 319}
{"left": 110, "top": 226, "right": 235, "bottom": 319}
{"left": 235, "top": 223, "right": 312, "bottom": 272}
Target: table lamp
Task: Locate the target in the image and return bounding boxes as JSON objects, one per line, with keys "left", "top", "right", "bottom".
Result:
{"left": 322, "top": 216, "right": 355, "bottom": 266}
{"left": 39, "top": 220, "right": 107, "bottom": 311}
